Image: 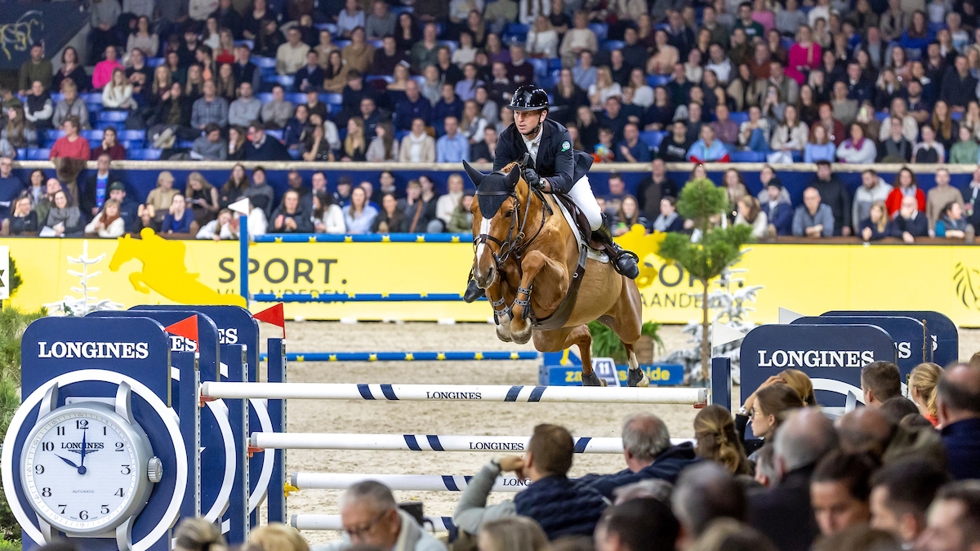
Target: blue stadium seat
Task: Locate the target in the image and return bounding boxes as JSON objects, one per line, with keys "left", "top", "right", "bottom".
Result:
{"left": 94, "top": 121, "right": 121, "bottom": 131}
{"left": 117, "top": 130, "right": 146, "bottom": 142}
{"left": 266, "top": 129, "right": 284, "bottom": 141}
{"left": 285, "top": 93, "right": 306, "bottom": 104}
{"left": 527, "top": 58, "right": 549, "bottom": 77}
{"left": 639, "top": 131, "right": 666, "bottom": 149}
{"left": 548, "top": 58, "right": 562, "bottom": 72}
{"left": 99, "top": 110, "right": 130, "bottom": 122}
{"left": 176, "top": 140, "right": 196, "bottom": 149}
{"left": 315, "top": 23, "right": 338, "bottom": 34}
{"left": 50, "top": 93, "right": 64, "bottom": 103}
{"left": 118, "top": 140, "right": 142, "bottom": 150}
{"left": 589, "top": 23, "right": 608, "bottom": 42}
{"left": 730, "top": 151, "right": 766, "bottom": 162}
{"left": 395, "top": 130, "right": 410, "bottom": 141}
{"left": 258, "top": 93, "right": 274, "bottom": 103}
{"left": 410, "top": 75, "right": 426, "bottom": 88}
{"left": 80, "top": 93, "right": 102, "bottom": 104}
{"left": 602, "top": 40, "right": 625, "bottom": 51}
{"left": 146, "top": 57, "right": 165, "bottom": 67}
{"left": 368, "top": 39, "right": 384, "bottom": 49}
{"left": 366, "top": 75, "right": 395, "bottom": 84}
{"left": 325, "top": 93, "right": 343, "bottom": 107}
{"left": 390, "top": 6, "right": 413, "bottom": 15}
{"left": 80, "top": 130, "right": 105, "bottom": 142}
{"left": 234, "top": 40, "right": 254, "bottom": 50}
{"left": 252, "top": 56, "right": 277, "bottom": 69}
{"left": 647, "top": 75, "right": 672, "bottom": 87}
{"left": 334, "top": 40, "right": 351, "bottom": 49}
{"left": 506, "top": 23, "right": 530, "bottom": 36}
{"left": 437, "top": 40, "right": 458, "bottom": 54}
{"left": 274, "top": 75, "right": 294, "bottom": 88}
{"left": 953, "top": 111, "right": 964, "bottom": 121}
{"left": 129, "top": 149, "right": 162, "bottom": 160}
{"left": 46, "top": 130, "right": 67, "bottom": 143}
{"left": 27, "top": 148, "right": 50, "bottom": 160}
{"left": 15, "top": 148, "right": 26, "bottom": 160}
{"left": 729, "top": 112, "right": 749, "bottom": 124}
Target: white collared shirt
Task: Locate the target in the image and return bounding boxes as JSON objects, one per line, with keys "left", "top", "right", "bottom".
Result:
{"left": 521, "top": 127, "right": 543, "bottom": 163}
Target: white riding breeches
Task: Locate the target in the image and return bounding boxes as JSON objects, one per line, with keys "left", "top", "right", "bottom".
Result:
{"left": 566, "top": 175, "right": 603, "bottom": 231}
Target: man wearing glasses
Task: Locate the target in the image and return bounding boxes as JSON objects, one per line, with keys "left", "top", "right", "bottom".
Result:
{"left": 320, "top": 480, "right": 446, "bottom": 551}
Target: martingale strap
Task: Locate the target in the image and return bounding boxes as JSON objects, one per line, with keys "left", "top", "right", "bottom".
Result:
{"left": 530, "top": 242, "right": 589, "bottom": 331}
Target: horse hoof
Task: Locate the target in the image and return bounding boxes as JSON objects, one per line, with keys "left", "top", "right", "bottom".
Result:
{"left": 627, "top": 368, "right": 649, "bottom": 388}
{"left": 582, "top": 371, "right": 603, "bottom": 386}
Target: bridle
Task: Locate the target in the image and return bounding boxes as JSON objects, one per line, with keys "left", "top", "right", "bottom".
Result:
{"left": 473, "top": 165, "right": 553, "bottom": 321}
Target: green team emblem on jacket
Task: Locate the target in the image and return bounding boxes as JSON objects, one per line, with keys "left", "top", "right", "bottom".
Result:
{"left": 561, "top": 141, "right": 570, "bottom": 151}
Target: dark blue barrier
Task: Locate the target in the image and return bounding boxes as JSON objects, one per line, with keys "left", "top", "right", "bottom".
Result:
{"left": 823, "top": 310, "right": 959, "bottom": 367}
{"left": 740, "top": 324, "right": 897, "bottom": 408}
{"left": 791, "top": 316, "right": 927, "bottom": 377}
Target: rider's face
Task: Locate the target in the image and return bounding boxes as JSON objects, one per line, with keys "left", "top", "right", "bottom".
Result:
{"left": 514, "top": 109, "right": 546, "bottom": 136}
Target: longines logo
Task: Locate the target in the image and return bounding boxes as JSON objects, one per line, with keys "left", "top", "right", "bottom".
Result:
{"left": 758, "top": 350, "right": 876, "bottom": 368}
{"left": 38, "top": 341, "right": 150, "bottom": 359}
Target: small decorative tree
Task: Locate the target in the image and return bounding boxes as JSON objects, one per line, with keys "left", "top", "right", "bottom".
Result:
{"left": 657, "top": 178, "right": 754, "bottom": 381}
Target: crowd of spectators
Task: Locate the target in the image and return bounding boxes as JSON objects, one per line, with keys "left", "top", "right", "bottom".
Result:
{"left": 48, "top": 357, "right": 980, "bottom": 551}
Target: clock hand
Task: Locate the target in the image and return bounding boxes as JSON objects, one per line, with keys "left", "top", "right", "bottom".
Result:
{"left": 54, "top": 454, "right": 86, "bottom": 475}
{"left": 79, "top": 429, "right": 87, "bottom": 468}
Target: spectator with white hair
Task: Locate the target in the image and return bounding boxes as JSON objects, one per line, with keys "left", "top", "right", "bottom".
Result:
{"left": 937, "top": 362, "right": 980, "bottom": 480}
{"left": 311, "top": 480, "right": 445, "bottom": 551}
{"left": 672, "top": 462, "right": 747, "bottom": 550}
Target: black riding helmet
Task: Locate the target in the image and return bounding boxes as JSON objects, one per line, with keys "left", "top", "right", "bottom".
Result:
{"left": 508, "top": 85, "right": 549, "bottom": 112}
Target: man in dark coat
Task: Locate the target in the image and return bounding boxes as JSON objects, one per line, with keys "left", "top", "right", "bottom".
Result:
{"left": 937, "top": 363, "right": 980, "bottom": 480}
{"left": 807, "top": 160, "right": 852, "bottom": 236}
{"left": 244, "top": 121, "right": 291, "bottom": 161}
{"left": 82, "top": 153, "right": 127, "bottom": 220}
{"left": 453, "top": 424, "right": 608, "bottom": 540}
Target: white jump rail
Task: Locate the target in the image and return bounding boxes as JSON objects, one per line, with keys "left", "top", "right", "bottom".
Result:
{"left": 290, "top": 473, "right": 529, "bottom": 492}
{"left": 251, "top": 432, "right": 694, "bottom": 453}
{"left": 202, "top": 382, "right": 708, "bottom": 405}
{"left": 291, "top": 514, "right": 456, "bottom": 532}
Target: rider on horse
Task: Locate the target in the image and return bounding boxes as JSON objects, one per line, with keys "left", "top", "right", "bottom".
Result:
{"left": 463, "top": 85, "right": 640, "bottom": 302}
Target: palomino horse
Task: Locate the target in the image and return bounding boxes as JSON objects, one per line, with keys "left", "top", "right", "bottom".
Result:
{"left": 463, "top": 161, "right": 647, "bottom": 387}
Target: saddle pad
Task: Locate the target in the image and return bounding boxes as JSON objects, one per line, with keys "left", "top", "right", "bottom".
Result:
{"left": 552, "top": 196, "right": 609, "bottom": 264}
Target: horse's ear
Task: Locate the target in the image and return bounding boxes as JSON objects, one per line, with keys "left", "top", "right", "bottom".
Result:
{"left": 506, "top": 165, "right": 520, "bottom": 188}
{"left": 462, "top": 160, "right": 484, "bottom": 188}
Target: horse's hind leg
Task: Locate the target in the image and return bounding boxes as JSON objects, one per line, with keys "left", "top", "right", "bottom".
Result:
{"left": 599, "top": 280, "right": 647, "bottom": 387}
{"left": 533, "top": 325, "right": 606, "bottom": 387}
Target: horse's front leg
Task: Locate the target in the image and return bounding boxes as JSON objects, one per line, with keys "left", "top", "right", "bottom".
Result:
{"left": 510, "top": 251, "right": 568, "bottom": 344}
{"left": 485, "top": 282, "right": 513, "bottom": 342}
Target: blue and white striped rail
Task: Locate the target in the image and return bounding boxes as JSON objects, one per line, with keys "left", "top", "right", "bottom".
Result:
{"left": 250, "top": 432, "right": 693, "bottom": 453}
{"left": 201, "top": 382, "right": 708, "bottom": 405}
{"left": 253, "top": 233, "right": 470, "bottom": 243}
{"left": 260, "top": 351, "right": 540, "bottom": 362}
{"left": 291, "top": 514, "right": 456, "bottom": 532}
{"left": 251, "top": 292, "right": 485, "bottom": 303}
{"left": 290, "top": 472, "right": 528, "bottom": 492}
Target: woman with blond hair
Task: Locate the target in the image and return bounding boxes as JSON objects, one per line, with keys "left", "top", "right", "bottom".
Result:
{"left": 479, "top": 517, "right": 550, "bottom": 551}
{"left": 694, "top": 405, "right": 753, "bottom": 475}
{"left": 249, "top": 523, "right": 309, "bottom": 551}
{"left": 909, "top": 362, "right": 943, "bottom": 426}
{"left": 780, "top": 368, "right": 817, "bottom": 406}
{"left": 174, "top": 518, "right": 227, "bottom": 551}
{"left": 186, "top": 172, "right": 220, "bottom": 229}
{"left": 588, "top": 67, "right": 622, "bottom": 109}
{"left": 342, "top": 117, "right": 367, "bottom": 162}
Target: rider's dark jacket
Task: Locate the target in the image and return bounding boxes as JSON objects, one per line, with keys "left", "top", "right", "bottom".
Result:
{"left": 493, "top": 119, "right": 593, "bottom": 194}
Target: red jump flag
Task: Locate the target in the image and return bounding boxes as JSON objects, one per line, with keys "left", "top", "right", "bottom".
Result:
{"left": 165, "top": 315, "right": 199, "bottom": 350}
{"left": 253, "top": 303, "right": 285, "bottom": 338}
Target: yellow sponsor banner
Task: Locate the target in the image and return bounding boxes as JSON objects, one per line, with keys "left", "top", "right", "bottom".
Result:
{"left": 6, "top": 235, "right": 980, "bottom": 327}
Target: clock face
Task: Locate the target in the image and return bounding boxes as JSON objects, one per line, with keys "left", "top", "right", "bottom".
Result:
{"left": 22, "top": 407, "right": 143, "bottom": 534}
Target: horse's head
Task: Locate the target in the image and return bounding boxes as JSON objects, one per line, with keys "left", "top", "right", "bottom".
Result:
{"left": 463, "top": 160, "right": 524, "bottom": 288}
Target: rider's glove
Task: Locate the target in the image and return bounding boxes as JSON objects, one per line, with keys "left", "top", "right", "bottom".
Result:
{"left": 524, "top": 168, "right": 544, "bottom": 190}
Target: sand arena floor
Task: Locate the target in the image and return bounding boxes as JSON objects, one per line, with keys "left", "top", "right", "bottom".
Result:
{"left": 265, "top": 322, "right": 980, "bottom": 544}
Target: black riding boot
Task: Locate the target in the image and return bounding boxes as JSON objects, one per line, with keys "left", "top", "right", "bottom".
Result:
{"left": 594, "top": 219, "right": 640, "bottom": 279}
{"left": 463, "top": 274, "right": 485, "bottom": 302}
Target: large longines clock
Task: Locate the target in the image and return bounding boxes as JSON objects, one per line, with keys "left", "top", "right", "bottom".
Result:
{"left": 20, "top": 381, "right": 163, "bottom": 551}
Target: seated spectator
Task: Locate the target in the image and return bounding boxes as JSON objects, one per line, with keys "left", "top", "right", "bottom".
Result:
{"left": 92, "top": 45, "right": 124, "bottom": 90}
{"left": 219, "top": 164, "right": 249, "bottom": 210}
{"left": 452, "top": 31, "right": 477, "bottom": 68}
{"left": 192, "top": 123, "right": 228, "bottom": 161}
{"left": 394, "top": 81, "right": 432, "bottom": 132}
{"left": 227, "top": 126, "right": 247, "bottom": 161}
{"left": 18, "top": 43, "right": 52, "bottom": 96}
{"left": 596, "top": 497, "right": 679, "bottom": 551}
{"left": 357, "top": 98, "right": 381, "bottom": 137}
{"left": 437, "top": 117, "right": 470, "bottom": 163}
{"left": 886, "top": 168, "right": 926, "bottom": 217}
{"left": 0, "top": 157, "right": 20, "bottom": 215}
{"left": 302, "top": 124, "right": 334, "bottom": 162}
{"left": 454, "top": 424, "right": 606, "bottom": 539}
{"left": 366, "top": 121, "right": 399, "bottom": 162}
{"left": 936, "top": 363, "right": 980, "bottom": 479}
{"left": 270, "top": 189, "right": 314, "bottom": 233}
{"left": 615, "top": 123, "right": 651, "bottom": 163}
{"left": 84, "top": 198, "right": 126, "bottom": 238}
{"left": 912, "top": 125, "right": 945, "bottom": 164}
{"left": 673, "top": 462, "right": 749, "bottom": 548}
{"left": 52, "top": 81, "right": 90, "bottom": 130}
{"left": 329, "top": 480, "right": 446, "bottom": 551}
{"left": 805, "top": 125, "right": 836, "bottom": 163}
{"left": 102, "top": 68, "right": 137, "bottom": 111}
{"left": 92, "top": 127, "right": 127, "bottom": 161}
{"left": 196, "top": 209, "right": 235, "bottom": 241}
{"left": 53, "top": 47, "right": 88, "bottom": 95}
{"left": 769, "top": 105, "right": 808, "bottom": 159}
{"left": 400, "top": 180, "right": 432, "bottom": 232}
{"left": 738, "top": 106, "right": 771, "bottom": 152}
{"left": 294, "top": 51, "right": 324, "bottom": 93}
{"left": 2, "top": 105, "right": 38, "bottom": 150}
{"left": 739, "top": 382, "right": 805, "bottom": 456}
{"left": 446, "top": 190, "right": 475, "bottom": 233}
{"left": 613, "top": 195, "right": 649, "bottom": 235}
{"left": 312, "top": 191, "right": 345, "bottom": 234}
{"left": 228, "top": 82, "right": 262, "bottom": 128}
{"left": 42, "top": 190, "right": 83, "bottom": 237}
{"left": 933, "top": 100, "right": 959, "bottom": 152}
{"left": 936, "top": 201, "right": 970, "bottom": 239}
{"left": 811, "top": 451, "right": 877, "bottom": 537}
{"left": 192, "top": 81, "right": 230, "bottom": 130}
{"left": 878, "top": 118, "right": 913, "bottom": 163}
{"left": 232, "top": 44, "right": 262, "bottom": 92}
{"left": 185, "top": 171, "right": 219, "bottom": 229}
{"left": 127, "top": 16, "right": 159, "bottom": 60}
{"left": 342, "top": 187, "right": 378, "bottom": 234}
{"left": 144, "top": 171, "right": 179, "bottom": 227}
{"left": 159, "top": 194, "right": 193, "bottom": 235}
{"left": 285, "top": 105, "right": 312, "bottom": 152}
{"left": 49, "top": 116, "right": 90, "bottom": 161}
{"left": 687, "top": 126, "right": 731, "bottom": 163}
{"left": 455, "top": 64, "right": 485, "bottom": 103}
{"left": 245, "top": 121, "right": 291, "bottom": 161}
{"left": 758, "top": 181, "right": 791, "bottom": 236}
{"left": 478, "top": 517, "right": 549, "bottom": 551}
{"left": 869, "top": 460, "right": 948, "bottom": 547}
{"left": 860, "top": 202, "right": 894, "bottom": 242}
{"left": 1, "top": 195, "right": 38, "bottom": 236}
{"left": 372, "top": 192, "right": 407, "bottom": 232}
{"left": 24, "top": 80, "right": 53, "bottom": 130}
{"left": 82, "top": 153, "right": 121, "bottom": 218}
{"left": 342, "top": 27, "right": 375, "bottom": 75}
{"left": 658, "top": 121, "right": 692, "bottom": 163}
{"left": 148, "top": 83, "right": 197, "bottom": 148}
{"left": 243, "top": 166, "right": 275, "bottom": 216}
{"left": 372, "top": 36, "right": 405, "bottom": 76}
{"left": 276, "top": 28, "right": 311, "bottom": 75}
{"left": 949, "top": 127, "right": 979, "bottom": 164}
{"left": 735, "top": 196, "right": 768, "bottom": 238}
{"left": 693, "top": 405, "right": 753, "bottom": 475}
{"left": 183, "top": 64, "right": 205, "bottom": 101}
{"left": 341, "top": 117, "right": 368, "bottom": 162}
{"left": 793, "top": 187, "right": 834, "bottom": 237}
{"left": 256, "top": 19, "right": 285, "bottom": 58}
{"left": 908, "top": 363, "right": 943, "bottom": 427}
{"left": 653, "top": 196, "right": 685, "bottom": 233}
{"left": 216, "top": 63, "right": 237, "bottom": 100}
{"left": 434, "top": 83, "right": 464, "bottom": 126}
{"left": 891, "top": 195, "right": 929, "bottom": 243}
{"left": 35, "top": 178, "right": 62, "bottom": 228}
{"left": 261, "top": 85, "right": 294, "bottom": 130}
{"left": 709, "top": 105, "right": 739, "bottom": 148}
{"left": 836, "top": 123, "right": 877, "bottom": 164}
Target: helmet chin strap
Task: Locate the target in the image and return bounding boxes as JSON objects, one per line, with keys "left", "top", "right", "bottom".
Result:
{"left": 520, "top": 110, "right": 546, "bottom": 139}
